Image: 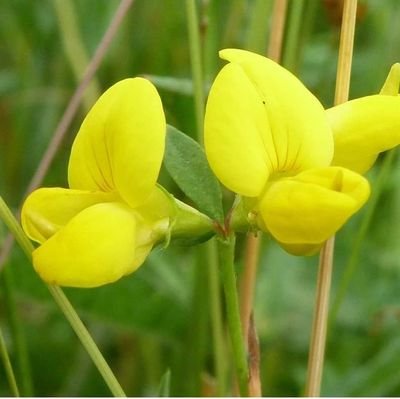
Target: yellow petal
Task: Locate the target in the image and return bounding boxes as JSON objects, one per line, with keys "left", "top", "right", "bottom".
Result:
{"left": 68, "top": 78, "right": 166, "bottom": 208}
{"left": 258, "top": 167, "right": 370, "bottom": 254}
{"left": 204, "top": 62, "right": 271, "bottom": 196}
{"left": 328, "top": 95, "right": 400, "bottom": 174}
{"left": 21, "top": 188, "right": 116, "bottom": 244}
{"left": 219, "top": 49, "right": 333, "bottom": 174}
{"left": 33, "top": 202, "right": 140, "bottom": 288}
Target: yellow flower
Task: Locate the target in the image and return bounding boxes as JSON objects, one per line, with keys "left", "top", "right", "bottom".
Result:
{"left": 21, "top": 78, "right": 172, "bottom": 287}
{"left": 204, "top": 49, "right": 399, "bottom": 255}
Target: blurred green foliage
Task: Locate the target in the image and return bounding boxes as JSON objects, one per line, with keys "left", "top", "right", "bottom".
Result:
{"left": 1, "top": 0, "right": 400, "bottom": 396}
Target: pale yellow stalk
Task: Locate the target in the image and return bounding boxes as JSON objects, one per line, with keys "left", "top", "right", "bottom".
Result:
{"left": 305, "top": 1, "right": 358, "bottom": 396}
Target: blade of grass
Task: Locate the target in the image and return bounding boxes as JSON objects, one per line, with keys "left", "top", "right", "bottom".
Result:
{"left": 0, "top": 196, "right": 126, "bottom": 397}
{"left": 282, "top": 0, "right": 305, "bottom": 72}
{"left": 0, "top": 325, "right": 20, "bottom": 397}
{"left": 305, "top": 0, "right": 358, "bottom": 396}
{"left": 2, "top": 266, "right": 33, "bottom": 396}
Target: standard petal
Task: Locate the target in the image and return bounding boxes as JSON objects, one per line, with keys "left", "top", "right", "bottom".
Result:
{"left": 21, "top": 188, "right": 116, "bottom": 244}
{"left": 328, "top": 95, "right": 400, "bottom": 174}
{"left": 204, "top": 62, "right": 271, "bottom": 197}
{"left": 258, "top": 167, "right": 370, "bottom": 254}
{"left": 219, "top": 49, "right": 333, "bottom": 173}
{"left": 68, "top": 78, "right": 166, "bottom": 208}
{"left": 32, "top": 202, "right": 141, "bottom": 288}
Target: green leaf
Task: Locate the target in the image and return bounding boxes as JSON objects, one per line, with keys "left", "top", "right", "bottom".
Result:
{"left": 164, "top": 125, "right": 224, "bottom": 222}
{"left": 158, "top": 369, "right": 171, "bottom": 397}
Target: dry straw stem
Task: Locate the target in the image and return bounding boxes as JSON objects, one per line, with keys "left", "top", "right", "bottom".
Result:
{"left": 240, "top": 1, "right": 288, "bottom": 396}
{"left": 0, "top": 0, "right": 135, "bottom": 273}
{"left": 305, "top": 0, "right": 358, "bottom": 396}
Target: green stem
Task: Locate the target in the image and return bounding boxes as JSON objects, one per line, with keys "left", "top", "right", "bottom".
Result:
{"left": 185, "top": 0, "right": 205, "bottom": 141}
{"left": 2, "top": 267, "right": 33, "bottom": 396}
{"left": 282, "top": 0, "right": 305, "bottom": 71}
{"left": 207, "top": 238, "right": 228, "bottom": 396}
{"left": 0, "top": 325, "right": 20, "bottom": 396}
{"left": 329, "top": 150, "right": 397, "bottom": 326}
{"left": 217, "top": 234, "right": 249, "bottom": 397}
{"left": 0, "top": 196, "right": 126, "bottom": 397}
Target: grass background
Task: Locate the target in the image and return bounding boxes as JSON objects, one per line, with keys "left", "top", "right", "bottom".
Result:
{"left": 1, "top": 0, "right": 400, "bottom": 396}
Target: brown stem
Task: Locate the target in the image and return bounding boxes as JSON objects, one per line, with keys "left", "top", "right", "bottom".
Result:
{"left": 305, "top": 0, "right": 358, "bottom": 396}
{"left": 239, "top": 1, "right": 288, "bottom": 395}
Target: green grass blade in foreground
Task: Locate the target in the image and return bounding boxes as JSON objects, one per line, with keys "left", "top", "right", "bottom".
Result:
{"left": 0, "top": 196, "right": 126, "bottom": 397}
{"left": 0, "top": 326, "right": 20, "bottom": 396}
{"left": 158, "top": 369, "right": 171, "bottom": 397}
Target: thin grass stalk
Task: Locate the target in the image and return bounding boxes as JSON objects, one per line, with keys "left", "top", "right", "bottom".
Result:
{"left": 53, "top": 0, "right": 101, "bottom": 110}
{"left": 186, "top": 0, "right": 205, "bottom": 141}
{"left": 207, "top": 239, "right": 228, "bottom": 396}
{"left": 267, "top": 0, "right": 288, "bottom": 62}
{"left": 0, "top": 325, "right": 20, "bottom": 396}
{"left": 305, "top": 0, "right": 358, "bottom": 396}
{"left": 0, "top": 0, "right": 135, "bottom": 273}
{"left": 2, "top": 266, "right": 33, "bottom": 396}
{"left": 0, "top": 196, "right": 126, "bottom": 397}
{"left": 245, "top": 0, "right": 273, "bottom": 53}
{"left": 282, "top": 0, "right": 305, "bottom": 72}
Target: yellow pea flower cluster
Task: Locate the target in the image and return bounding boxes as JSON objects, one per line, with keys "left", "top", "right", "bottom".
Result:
{"left": 205, "top": 49, "right": 400, "bottom": 255}
{"left": 21, "top": 49, "right": 400, "bottom": 288}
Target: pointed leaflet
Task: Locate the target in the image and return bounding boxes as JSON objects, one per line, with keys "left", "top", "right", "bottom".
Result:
{"left": 164, "top": 125, "right": 224, "bottom": 222}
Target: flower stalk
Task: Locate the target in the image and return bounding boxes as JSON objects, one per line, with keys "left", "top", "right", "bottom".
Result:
{"left": 217, "top": 234, "right": 249, "bottom": 397}
{"left": 305, "top": 0, "right": 358, "bottom": 396}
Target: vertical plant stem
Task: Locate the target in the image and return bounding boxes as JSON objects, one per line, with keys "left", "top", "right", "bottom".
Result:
{"left": 282, "top": 0, "right": 305, "bottom": 72}
{"left": 207, "top": 239, "right": 228, "bottom": 396}
{"left": 240, "top": 233, "right": 262, "bottom": 344}
{"left": 186, "top": 0, "right": 205, "bottom": 141}
{"left": 0, "top": 196, "right": 126, "bottom": 397}
{"left": 246, "top": 0, "right": 273, "bottom": 53}
{"left": 305, "top": 1, "right": 358, "bottom": 396}
{"left": 267, "top": 0, "right": 288, "bottom": 62}
{"left": 0, "top": 325, "right": 20, "bottom": 396}
{"left": 2, "top": 266, "right": 33, "bottom": 396}
{"left": 218, "top": 235, "right": 249, "bottom": 397}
